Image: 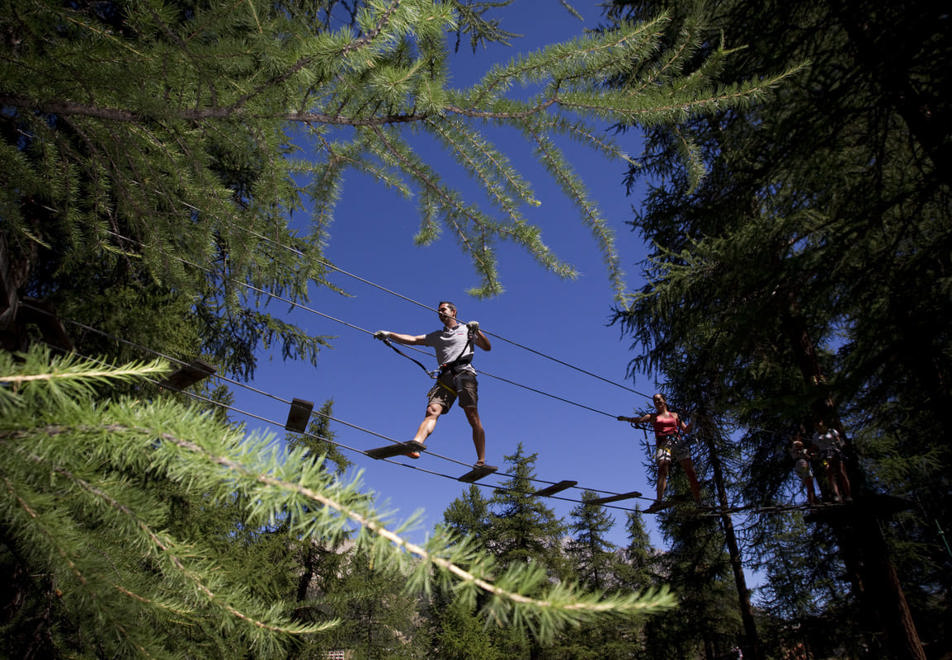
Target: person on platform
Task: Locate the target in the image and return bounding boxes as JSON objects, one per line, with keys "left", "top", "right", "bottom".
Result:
{"left": 789, "top": 426, "right": 818, "bottom": 506}
{"left": 813, "top": 419, "right": 852, "bottom": 503}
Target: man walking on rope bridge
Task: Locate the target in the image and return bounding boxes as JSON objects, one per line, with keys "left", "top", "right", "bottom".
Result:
{"left": 617, "top": 393, "right": 703, "bottom": 513}
{"left": 374, "top": 301, "right": 492, "bottom": 466}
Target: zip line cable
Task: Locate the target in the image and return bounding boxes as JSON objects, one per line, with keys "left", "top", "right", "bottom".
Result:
{"left": 23, "top": 304, "right": 648, "bottom": 511}
{"left": 101, "top": 229, "right": 630, "bottom": 419}
{"left": 236, "top": 223, "right": 437, "bottom": 315}
{"left": 222, "top": 224, "right": 653, "bottom": 400}
{"left": 479, "top": 370, "right": 618, "bottom": 418}
{"left": 17, "top": 307, "right": 824, "bottom": 520}
{"left": 374, "top": 338, "right": 619, "bottom": 417}
{"left": 83, "top": 233, "right": 811, "bottom": 516}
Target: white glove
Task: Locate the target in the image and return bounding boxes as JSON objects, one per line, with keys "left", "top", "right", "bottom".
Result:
{"left": 466, "top": 321, "right": 480, "bottom": 333}
{"left": 373, "top": 330, "right": 391, "bottom": 340}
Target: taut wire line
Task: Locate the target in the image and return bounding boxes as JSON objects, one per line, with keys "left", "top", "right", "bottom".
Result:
{"left": 20, "top": 315, "right": 822, "bottom": 521}
{"left": 21, "top": 304, "right": 648, "bottom": 510}
{"left": 101, "top": 229, "right": 633, "bottom": 419}
{"left": 208, "top": 225, "right": 653, "bottom": 400}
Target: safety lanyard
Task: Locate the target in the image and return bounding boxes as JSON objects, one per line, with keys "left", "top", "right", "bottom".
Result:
{"left": 380, "top": 337, "right": 437, "bottom": 377}
{"left": 379, "top": 325, "right": 476, "bottom": 379}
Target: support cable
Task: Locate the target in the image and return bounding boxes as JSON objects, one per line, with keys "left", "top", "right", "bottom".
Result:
{"left": 203, "top": 225, "right": 653, "bottom": 399}
{"left": 101, "top": 229, "right": 630, "bottom": 419}
{"left": 15, "top": 314, "right": 827, "bottom": 520}
{"left": 21, "top": 303, "right": 646, "bottom": 510}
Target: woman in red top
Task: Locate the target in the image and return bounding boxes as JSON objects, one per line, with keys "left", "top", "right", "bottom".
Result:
{"left": 618, "top": 393, "right": 703, "bottom": 512}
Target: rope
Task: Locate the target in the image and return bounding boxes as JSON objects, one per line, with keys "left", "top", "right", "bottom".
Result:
{"left": 101, "top": 229, "right": 633, "bottom": 419}
{"left": 20, "top": 305, "right": 648, "bottom": 511}
{"left": 378, "top": 336, "right": 436, "bottom": 377}
{"left": 18, "top": 315, "right": 839, "bottom": 521}
{"left": 211, "top": 224, "right": 651, "bottom": 399}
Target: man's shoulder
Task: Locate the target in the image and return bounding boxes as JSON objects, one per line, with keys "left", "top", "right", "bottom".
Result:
{"left": 424, "top": 327, "right": 454, "bottom": 343}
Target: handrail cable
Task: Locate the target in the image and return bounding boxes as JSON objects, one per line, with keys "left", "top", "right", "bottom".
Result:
{"left": 101, "top": 230, "right": 632, "bottom": 419}
{"left": 23, "top": 304, "right": 647, "bottom": 509}
{"left": 22, "top": 312, "right": 821, "bottom": 521}
{"left": 217, "top": 224, "right": 653, "bottom": 399}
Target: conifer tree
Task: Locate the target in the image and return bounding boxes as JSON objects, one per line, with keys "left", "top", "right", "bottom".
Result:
{"left": 648, "top": 511, "right": 743, "bottom": 659}
{"left": 289, "top": 399, "right": 352, "bottom": 476}
{"left": 442, "top": 484, "right": 493, "bottom": 548}
{"left": 558, "top": 491, "right": 650, "bottom": 659}
{"left": 487, "top": 444, "right": 567, "bottom": 577}
{"left": 426, "top": 597, "right": 503, "bottom": 660}
{"left": 308, "top": 545, "right": 430, "bottom": 659}
{"left": 609, "top": 0, "right": 950, "bottom": 655}
{"left": 1, "top": 0, "right": 792, "bottom": 377}
{"left": 566, "top": 490, "right": 618, "bottom": 591}
{"left": 619, "top": 510, "right": 658, "bottom": 593}
{"left": 1, "top": 347, "right": 678, "bottom": 656}
{"left": 0, "top": 0, "right": 789, "bottom": 655}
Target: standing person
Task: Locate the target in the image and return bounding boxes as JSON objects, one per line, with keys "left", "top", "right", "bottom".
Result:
{"left": 374, "top": 301, "right": 491, "bottom": 465}
{"left": 813, "top": 419, "right": 852, "bottom": 503}
{"left": 789, "top": 426, "right": 818, "bottom": 506}
{"left": 618, "top": 393, "right": 703, "bottom": 512}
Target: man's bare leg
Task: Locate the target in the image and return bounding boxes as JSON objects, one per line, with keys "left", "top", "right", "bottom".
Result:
{"left": 406, "top": 402, "right": 442, "bottom": 458}
{"left": 463, "top": 406, "right": 486, "bottom": 464}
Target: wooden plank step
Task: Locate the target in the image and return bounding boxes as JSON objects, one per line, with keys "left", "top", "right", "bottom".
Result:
{"left": 457, "top": 464, "right": 498, "bottom": 483}
{"left": 365, "top": 440, "right": 426, "bottom": 460}
{"left": 162, "top": 359, "right": 216, "bottom": 390}
{"left": 284, "top": 398, "right": 314, "bottom": 433}
{"left": 533, "top": 480, "right": 577, "bottom": 497}
{"left": 589, "top": 490, "right": 642, "bottom": 505}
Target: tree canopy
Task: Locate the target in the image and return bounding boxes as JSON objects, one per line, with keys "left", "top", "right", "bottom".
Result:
{"left": 1, "top": 0, "right": 790, "bottom": 376}
{"left": 610, "top": 0, "right": 951, "bottom": 656}
{"left": 1, "top": 0, "right": 787, "bottom": 655}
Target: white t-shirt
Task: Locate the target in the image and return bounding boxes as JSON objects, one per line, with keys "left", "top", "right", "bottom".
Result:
{"left": 425, "top": 323, "right": 476, "bottom": 373}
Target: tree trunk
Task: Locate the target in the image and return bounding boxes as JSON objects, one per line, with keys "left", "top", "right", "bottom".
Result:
{"left": 699, "top": 414, "right": 764, "bottom": 660}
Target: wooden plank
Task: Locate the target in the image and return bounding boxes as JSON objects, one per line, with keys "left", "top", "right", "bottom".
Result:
{"left": 365, "top": 440, "right": 426, "bottom": 460}
{"left": 162, "top": 359, "right": 216, "bottom": 390}
{"left": 805, "top": 494, "right": 912, "bottom": 522}
{"left": 533, "top": 480, "right": 577, "bottom": 497}
{"left": 284, "top": 398, "right": 314, "bottom": 433}
{"left": 589, "top": 490, "right": 642, "bottom": 505}
{"left": 457, "top": 464, "right": 498, "bottom": 483}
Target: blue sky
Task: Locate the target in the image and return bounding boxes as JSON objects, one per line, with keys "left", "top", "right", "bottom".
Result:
{"left": 229, "top": 2, "right": 671, "bottom": 549}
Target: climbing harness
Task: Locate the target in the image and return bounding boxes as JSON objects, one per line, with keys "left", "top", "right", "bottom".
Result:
{"left": 377, "top": 325, "right": 478, "bottom": 396}
{"left": 629, "top": 418, "right": 693, "bottom": 463}
{"left": 436, "top": 328, "right": 477, "bottom": 395}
